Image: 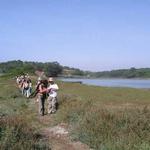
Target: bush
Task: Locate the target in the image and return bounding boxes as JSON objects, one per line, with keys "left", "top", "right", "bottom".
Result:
{"left": 56, "top": 93, "right": 150, "bottom": 150}
{"left": 72, "top": 107, "right": 150, "bottom": 150}
{"left": 0, "top": 116, "right": 51, "bottom": 150}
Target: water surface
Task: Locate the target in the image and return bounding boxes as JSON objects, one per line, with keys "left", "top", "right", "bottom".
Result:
{"left": 60, "top": 78, "right": 150, "bottom": 89}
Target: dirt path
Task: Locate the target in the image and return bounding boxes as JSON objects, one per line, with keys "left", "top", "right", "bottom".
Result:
{"left": 40, "top": 122, "right": 91, "bottom": 150}
{"left": 32, "top": 100, "right": 91, "bottom": 150}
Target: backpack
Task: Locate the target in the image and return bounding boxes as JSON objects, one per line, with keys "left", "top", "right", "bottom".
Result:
{"left": 24, "top": 82, "right": 29, "bottom": 89}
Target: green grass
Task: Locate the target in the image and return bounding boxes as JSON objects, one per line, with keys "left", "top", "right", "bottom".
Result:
{"left": 0, "top": 116, "right": 50, "bottom": 150}
{"left": 58, "top": 82, "right": 150, "bottom": 104}
{"left": 56, "top": 81, "right": 150, "bottom": 150}
{"left": 0, "top": 76, "right": 51, "bottom": 150}
{"left": 0, "top": 76, "right": 150, "bottom": 150}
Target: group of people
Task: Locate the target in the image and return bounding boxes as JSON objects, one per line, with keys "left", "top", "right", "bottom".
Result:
{"left": 16, "top": 74, "right": 32, "bottom": 98}
{"left": 16, "top": 75, "right": 59, "bottom": 116}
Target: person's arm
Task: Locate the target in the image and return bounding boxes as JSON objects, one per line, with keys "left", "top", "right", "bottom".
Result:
{"left": 46, "top": 87, "right": 51, "bottom": 93}
{"left": 39, "top": 84, "right": 47, "bottom": 94}
{"left": 51, "top": 84, "right": 59, "bottom": 91}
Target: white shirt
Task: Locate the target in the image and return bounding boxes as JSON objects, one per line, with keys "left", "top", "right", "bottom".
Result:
{"left": 47, "top": 83, "right": 59, "bottom": 98}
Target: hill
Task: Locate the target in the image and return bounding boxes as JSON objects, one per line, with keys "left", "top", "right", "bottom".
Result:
{"left": 0, "top": 60, "right": 85, "bottom": 77}
{"left": 92, "top": 67, "right": 150, "bottom": 78}
{"left": 0, "top": 60, "right": 150, "bottom": 78}
{"left": 0, "top": 60, "right": 63, "bottom": 77}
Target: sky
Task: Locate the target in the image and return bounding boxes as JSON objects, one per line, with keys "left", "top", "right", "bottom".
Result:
{"left": 0, "top": 0, "right": 150, "bottom": 71}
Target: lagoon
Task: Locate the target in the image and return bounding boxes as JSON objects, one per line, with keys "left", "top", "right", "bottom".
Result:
{"left": 60, "top": 78, "right": 150, "bottom": 89}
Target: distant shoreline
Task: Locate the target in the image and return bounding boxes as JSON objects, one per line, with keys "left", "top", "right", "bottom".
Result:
{"left": 59, "top": 78, "right": 150, "bottom": 89}
{"left": 58, "top": 76, "right": 150, "bottom": 80}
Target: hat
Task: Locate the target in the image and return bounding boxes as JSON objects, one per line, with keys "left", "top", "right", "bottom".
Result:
{"left": 48, "top": 77, "right": 54, "bottom": 82}
{"left": 38, "top": 77, "right": 42, "bottom": 81}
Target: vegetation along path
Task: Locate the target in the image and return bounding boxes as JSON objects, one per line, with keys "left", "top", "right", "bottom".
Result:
{"left": 29, "top": 95, "right": 91, "bottom": 150}
{"left": 0, "top": 75, "right": 150, "bottom": 150}
{"left": 0, "top": 75, "right": 91, "bottom": 150}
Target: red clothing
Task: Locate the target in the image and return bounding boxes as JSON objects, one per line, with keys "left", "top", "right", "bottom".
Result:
{"left": 38, "top": 84, "right": 47, "bottom": 94}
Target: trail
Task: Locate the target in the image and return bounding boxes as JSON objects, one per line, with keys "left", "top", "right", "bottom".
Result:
{"left": 41, "top": 123, "right": 91, "bottom": 150}
{"left": 15, "top": 76, "right": 91, "bottom": 150}
{"left": 31, "top": 99, "right": 91, "bottom": 150}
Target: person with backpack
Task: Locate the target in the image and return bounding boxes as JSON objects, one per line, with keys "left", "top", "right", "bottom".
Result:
{"left": 37, "top": 77, "right": 47, "bottom": 116}
{"left": 24, "top": 78, "right": 32, "bottom": 98}
{"left": 20, "top": 78, "right": 26, "bottom": 95}
{"left": 47, "top": 77, "right": 59, "bottom": 114}
{"left": 23, "top": 80, "right": 29, "bottom": 97}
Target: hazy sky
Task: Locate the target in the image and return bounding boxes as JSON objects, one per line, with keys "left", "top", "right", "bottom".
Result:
{"left": 0, "top": 0, "right": 150, "bottom": 71}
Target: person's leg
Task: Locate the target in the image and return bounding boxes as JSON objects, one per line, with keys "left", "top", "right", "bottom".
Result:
{"left": 26, "top": 89, "right": 29, "bottom": 98}
{"left": 41, "top": 96, "right": 45, "bottom": 116}
{"left": 51, "top": 97, "right": 57, "bottom": 113}
{"left": 29, "top": 87, "right": 32, "bottom": 95}
{"left": 47, "top": 96, "right": 53, "bottom": 114}
{"left": 24, "top": 88, "right": 27, "bottom": 97}
{"left": 38, "top": 95, "right": 43, "bottom": 115}
{"left": 27, "top": 88, "right": 31, "bottom": 98}
{"left": 21, "top": 87, "right": 24, "bottom": 95}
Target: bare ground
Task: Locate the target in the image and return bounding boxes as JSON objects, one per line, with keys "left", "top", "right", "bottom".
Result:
{"left": 33, "top": 100, "right": 91, "bottom": 150}
{"left": 40, "top": 122, "right": 91, "bottom": 150}
{"left": 35, "top": 100, "right": 150, "bottom": 150}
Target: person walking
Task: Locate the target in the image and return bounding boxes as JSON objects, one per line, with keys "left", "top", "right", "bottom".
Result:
{"left": 37, "top": 77, "right": 47, "bottom": 116}
{"left": 25, "top": 79, "right": 32, "bottom": 98}
{"left": 23, "top": 79, "right": 29, "bottom": 97}
{"left": 47, "top": 77, "right": 59, "bottom": 114}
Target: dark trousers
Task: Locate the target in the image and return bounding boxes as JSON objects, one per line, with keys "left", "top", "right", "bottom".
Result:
{"left": 38, "top": 94, "right": 46, "bottom": 116}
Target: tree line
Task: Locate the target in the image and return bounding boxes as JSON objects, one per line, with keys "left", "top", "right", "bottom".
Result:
{"left": 0, "top": 60, "right": 63, "bottom": 77}
{"left": 91, "top": 67, "right": 150, "bottom": 78}
{"left": 0, "top": 60, "right": 150, "bottom": 78}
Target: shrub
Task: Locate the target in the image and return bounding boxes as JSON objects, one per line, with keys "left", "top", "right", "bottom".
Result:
{"left": 72, "top": 107, "right": 150, "bottom": 150}
{"left": 56, "top": 93, "right": 150, "bottom": 150}
{"left": 0, "top": 116, "right": 51, "bottom": 150}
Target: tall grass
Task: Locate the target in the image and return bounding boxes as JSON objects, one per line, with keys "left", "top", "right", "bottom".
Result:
{"left": 0, "top": 76, "right": 51, "bottom": 150}
{"left": 1, "top": 77, "right": 150, "bottom": 150}
{"left": 56, "top": 82, "right": 150, "bottom": 150}
{"left": 0, "top": 116, "right": 51, "bottom": 150}
{"left": 74, "top": 107, "right": 150, "bottom": 150}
